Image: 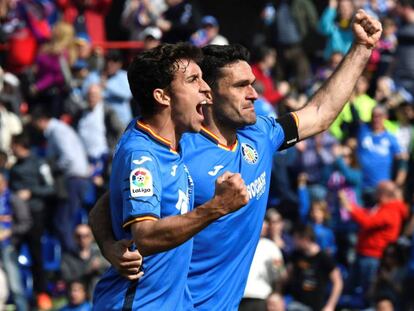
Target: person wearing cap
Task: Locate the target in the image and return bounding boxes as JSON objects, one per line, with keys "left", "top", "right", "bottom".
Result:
{"left": 140, "top": 27, "right": 162, "bottom": 50}
{"left": 190, "top": 15, "right": 229, "bottom": 47}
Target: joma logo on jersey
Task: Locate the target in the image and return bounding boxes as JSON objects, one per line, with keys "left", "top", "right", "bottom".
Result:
{"left": 130, "top": 168, "right": 153, "bottom": 197}
{"left": 247, "top": 172, "right": 266, "bottom": 200}
{"left": 241, "top": 143, "right": 259, "bottom": 164}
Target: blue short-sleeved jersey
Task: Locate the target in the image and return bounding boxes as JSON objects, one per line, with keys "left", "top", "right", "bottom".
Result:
{"left": 93, "top": 120, "right": 194, "bottom": 311}
{"left": 181, "top": 116, "right": 287, "bottom": 311}
{"left": 358, "top": 124, "right": 402, "bottom": 188}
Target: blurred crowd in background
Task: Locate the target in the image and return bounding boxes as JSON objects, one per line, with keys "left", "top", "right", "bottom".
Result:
{"left": 0, "top": 0, "right": 414, "bottom": 310}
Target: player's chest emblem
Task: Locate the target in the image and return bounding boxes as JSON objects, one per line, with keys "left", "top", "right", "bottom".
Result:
{"left": 241, "top": 143, "right": 259, "bottom": 164}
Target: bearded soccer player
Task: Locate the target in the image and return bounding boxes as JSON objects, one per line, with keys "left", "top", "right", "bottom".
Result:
{"left": 90, "top": 10, "right": 382, "bottom": 310}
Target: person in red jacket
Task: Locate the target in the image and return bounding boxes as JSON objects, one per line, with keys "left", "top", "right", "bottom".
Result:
{"left": 57, "top": 0, "right": 112, "bottom": 44}
{"left": 251, "top": 46, "right": 289, "bottom": 106}
{"left": 339, "top": 180, "right": 408, "bottom": 305}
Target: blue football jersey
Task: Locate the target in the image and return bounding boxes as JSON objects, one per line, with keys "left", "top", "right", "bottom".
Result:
{"left": 181, "top": 116, "right": 289, "bottom": 311}
{"left": 93, "top": 120, "right": 195, "bottom": 311}
{"left": 358, "top": 123, "right": 402, "bottom": 188}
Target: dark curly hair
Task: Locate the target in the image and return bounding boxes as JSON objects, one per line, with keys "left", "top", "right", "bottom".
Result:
{"left": 128, "top": 43, "right": 203, "bottom": 117}
{"left": 200, "top": 44, "right": 250, "bottom": 89}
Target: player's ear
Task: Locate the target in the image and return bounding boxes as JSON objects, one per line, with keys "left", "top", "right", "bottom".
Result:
{"left": 153, "top": 88, "right": 171, "bottom": 108}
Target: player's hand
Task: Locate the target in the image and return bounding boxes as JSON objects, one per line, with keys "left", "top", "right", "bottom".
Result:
{"left": 213, "top": 171, "right": 249, "bottom": 215}
{"left": 352, "top": 9, "right": 382, "bottom": 49}
{"left": 106, "top": 239, "right": 144, "bottom": 281}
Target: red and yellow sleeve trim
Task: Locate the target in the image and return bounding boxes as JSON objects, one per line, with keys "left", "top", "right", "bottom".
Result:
{"left": 122, "top": 216, "right": 158, "bottom": 229}
{"left": 290, "top": 112, "right": 299, "bottom": 128}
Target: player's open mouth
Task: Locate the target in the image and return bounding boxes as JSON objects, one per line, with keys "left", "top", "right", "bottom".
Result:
{"left": 196, "top": 101, "right": 207, "bottom": 117}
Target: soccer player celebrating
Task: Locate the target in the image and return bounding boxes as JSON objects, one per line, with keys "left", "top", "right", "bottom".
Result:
{"left": 91, "top": 10, "right": 382, "bottom": 310}
{"left": 92, "top": 43, "right": 250, "bottom": 310}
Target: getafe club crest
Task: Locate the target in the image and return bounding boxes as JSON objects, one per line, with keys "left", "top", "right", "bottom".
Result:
{"left": 130, "top": 168, "right": 153, "bottom": 197}
{"left": 241, "top": 143, "right": 259, "bottom": 164}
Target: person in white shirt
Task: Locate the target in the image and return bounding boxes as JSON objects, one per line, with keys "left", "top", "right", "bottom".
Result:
{"left": 240, "top": 217, "right": 286, "bottom": 311}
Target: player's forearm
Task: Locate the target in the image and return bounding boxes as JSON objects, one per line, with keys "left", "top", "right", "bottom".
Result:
{"left": 132, "top": 198, "right": 224, "bottom": 257}
{"left": 297, "top": 44, "right": 371, "bottom": 140}
{"left": 89, "top": 191, "right": 116, "bottom": 260}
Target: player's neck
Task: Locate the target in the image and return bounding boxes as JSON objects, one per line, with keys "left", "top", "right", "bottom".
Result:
{"left": 141, "top": 115, "right": 181, "bottom": 150}
{"left": 204, "top": 121, "right": 237, "bottom": 146}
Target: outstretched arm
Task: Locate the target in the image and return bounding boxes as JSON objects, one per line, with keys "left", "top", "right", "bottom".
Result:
{"left": 296, "top": 10, "right": 382, "bottom": 140}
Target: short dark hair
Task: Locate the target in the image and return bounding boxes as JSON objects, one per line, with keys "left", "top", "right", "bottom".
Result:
{"left": 30, "top": 106, "right": 52, "bottom": 121}
{"left": 128, "top": 43, "right": 203, "bottom": 117}
{"left": 200, "top": 44, "right": 250, "bottom": 88}
{"left": 292, "top": 224, "right": 316, "bottom": 242}
{"left": 12, "top": 132, "right": 31, "bottom": 149}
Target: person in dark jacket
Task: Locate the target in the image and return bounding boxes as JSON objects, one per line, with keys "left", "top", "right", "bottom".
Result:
{"left": 9, "top": 132, "right": 55, "bottom": 307}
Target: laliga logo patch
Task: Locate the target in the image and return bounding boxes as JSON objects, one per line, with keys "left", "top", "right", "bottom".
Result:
{"left": 130, "top": 168, "right": 153, "bottom": 197}
{"left": 241, "top": 143, "right": 259, "bottom": 164}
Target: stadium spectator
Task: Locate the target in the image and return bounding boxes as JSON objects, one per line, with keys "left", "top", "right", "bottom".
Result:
{"left": 140, "top": 27, "right": 162, "bottom": 50}
{"left": 319, "top": 0, "right": 355, "bottom": 60}
{"left": 267, "top": 209, "right": 294, "bottom": 258}
{"left": 0, "top": 171, "right": 31, "bottom": 311}
{"left": 190, "top": 15, "right": 229, "bottom": 47}
{"left": 355, "top": 105, "right": 407, "bottom": 205}
{"left": 240, "top": 218, "right": 286, "bottom": 311}
{"left": 59, "top": 280, "right": 92, "bottom": 311}
{"left": 0, "top": 93, "right": 22, "bottom": 164}
{"left": 295, "top": 132, "right": 338, "bottom": 195}
{"left": 157, "top": 0, "right": 201, "bottom": 43}
{"left": 371, "top": 243, "right": 407, "bottom": 309}
{"left": 76, "top": 84, "right": 109, "bottom": 187}
{"left": 253, "top": 81, "right": 277, "bottom": 119}
{"left": 9, "top": 132, "right": 55, "bottom": 308}
{"left": 31, "top": 108, "right": 89, "bottom": 253}
{"left": 330, "top": 75, "right": 377, "bottom": 140}
{"left": 0, "top": 69, "right": 23, "bottom": 116}
{"left": 30, "top": 21, "right": 77, "bottom": 117}
{"left": 286, "top": 224, "right": 343, "bottom": 311}
{"left": 327, "top": 142, "right": 362, "bottom": 265}
{"left": 370, "top": 17, "right": 398, "bottom": 77}
{"left": 61, "top": 224, "right": 109, "bottom": 295}
{"left": 263, "top": 0, "right": 318, "bottom": 90}
{"left": 57, "top": 0, "right": 112, "bottom": 44}
{"left": 393, "top": 0, "right": 414, "bottom": 97}
{"left": 298, "top": 174, "right": 337, "bottom": 256}
{"left": 82, "top": 49, "right": 132, "bottom": 126}
{"left": 251, "top": 46, "right": 289, "bottom": 106}
{"left": 121, "top": 0, "right": 166, "bottom": 41}
{"left": 1, "top": 0, "right": 52, "bottom": 74}
{"left": 339, "top": 181, "right": 408, "bottom": 303}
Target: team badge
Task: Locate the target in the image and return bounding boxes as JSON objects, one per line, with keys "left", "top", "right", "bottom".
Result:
{"left": 241, "top": 143, "right": 259, "bottom": 164}
{"left": 130, "top": 168, "right": 153, "bottom": 197}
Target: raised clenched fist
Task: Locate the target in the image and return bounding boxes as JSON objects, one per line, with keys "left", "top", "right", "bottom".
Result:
{"left": 213, "top": 171, "right": 249, "bottom": 215}
{"left": 352, "top": 9, "right": 382, "bottom": 49}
